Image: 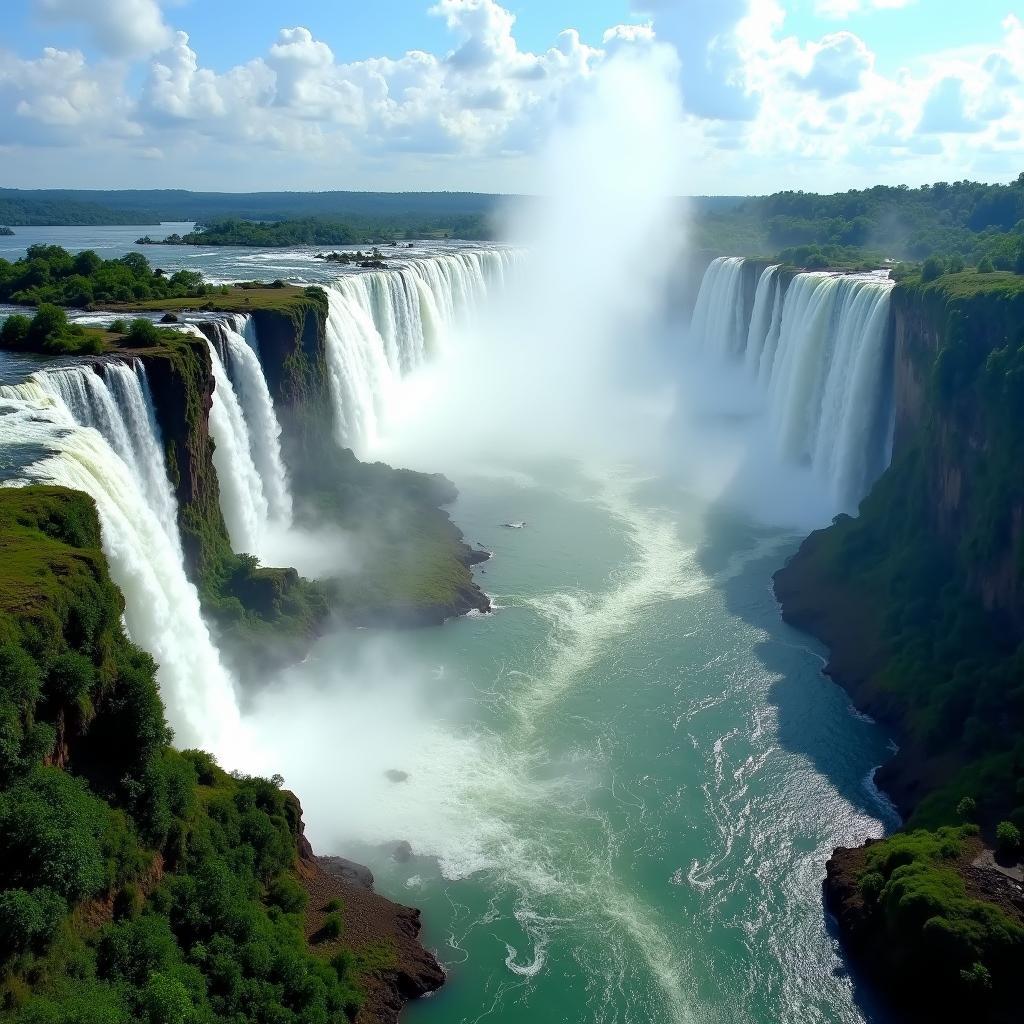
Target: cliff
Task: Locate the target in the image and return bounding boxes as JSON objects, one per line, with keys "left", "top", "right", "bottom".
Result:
{"left": 773, "top": 270, "right": 1024, "bottom": 1017}
{"left": 107, "top": 289, "right": 489, "bottom": 649}
{"left": 0, "top": 486, "right": 442, "bottom": 1022}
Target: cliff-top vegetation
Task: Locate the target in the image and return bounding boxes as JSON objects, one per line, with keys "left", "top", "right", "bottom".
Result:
{"left": 0, "top": 486, "right": 370, "bottom": 1023}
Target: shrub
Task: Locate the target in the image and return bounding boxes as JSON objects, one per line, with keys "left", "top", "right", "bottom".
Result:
{"left": 959, "top": 960, "right": 992, "bottom": 994}
{"left": 977, "top": 256, "right": 995, "bottom": 273}
{"left": 323, "top": 898, "right": 342, "bottom": 913}
{"left": 956, "top": 796, "right": 977, "bottom": 821}
{"left": 0, "top": 888, "right": 64, "bottom": 959}
{"left": 319, "top": 912, "right": 343, "bottom": 941}
{"left": 0, "top": 314, "right": 31, "bottom": 349}
{"left": 995, "top": 820, "right": 1020, "bottom": 857}
{"left": 26, "top": 303, "right": 68, "bottom": 345}
{"left": 108, "top": 318, "right": 129, "bottom": 333}
{"left": 947, "top": 253, "right": 965, "bottom": 273}
{"left": 266, "top": 874, "right": 307, "bottom": 914}
{"left": 126, "top": 319, "right": 161, "bottom": 347}
{"left": 921, "top": 256, "right": 946, "bottom": 282}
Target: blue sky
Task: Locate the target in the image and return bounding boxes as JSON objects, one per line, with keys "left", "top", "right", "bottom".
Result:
{"left": 1, "top": 1, "right": 1021, "bottom": 194}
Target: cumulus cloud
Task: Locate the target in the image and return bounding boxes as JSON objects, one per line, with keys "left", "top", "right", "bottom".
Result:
{"left": 3, "top": 0, "right": 1023, "bottom": 192}
{"left": 0, "top": 46, "right": 137, "bottom": 144}
{"left": 34, "top": 0, "right": 172, "bottom": 58}
{"left": 917, "top": 76, "right": 983, "bottom": 133}
{"left": 631, "top": 0, "right": 761, "bottom": 120}
{"left": 790, "top": 32, "right": 872, "bottom": 98}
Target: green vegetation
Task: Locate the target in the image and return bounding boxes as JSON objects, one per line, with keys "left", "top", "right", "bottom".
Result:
{"left": 114, "top": 283, "right": 328, "bottom": 320}
{"left": 0, "top": 487, "right": 369, "bottom": 1023}
{"left": 0, "top": 245, "right": 215, "bottom": 307}
{"left": 301, "top": 448, "right": 484, "bottom": 623}
{"left": 0, "top": 195, "right": 160, "bottom": 227}
{"left": 0, "top": 304, "right": 104, "bottom": 355}
{"left": 696, "top": 172, "right": 1024, "bottom": 270}
{"left": 149, "top": 213, "right": 490, "bottom": 247}
{"left": 852, "top": 826, "right": 1024, "bottom": 1007}
{"left": 0, "top": 188, "right": 501, "bottom": 228}
{"left": 780, "top": 269, "right": 1024, "bottom": 1018}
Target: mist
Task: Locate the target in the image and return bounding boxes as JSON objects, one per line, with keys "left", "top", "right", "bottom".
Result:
{"left": 373, "top": 47, "right": 687, "bottom": 474}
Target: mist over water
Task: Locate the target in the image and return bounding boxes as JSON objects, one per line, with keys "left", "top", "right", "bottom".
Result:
{"left": 226, "top": 50, "right": 896, "bottom": 1024}
{"left": 0, "top": 42, "right": 903, "bottom": 1024}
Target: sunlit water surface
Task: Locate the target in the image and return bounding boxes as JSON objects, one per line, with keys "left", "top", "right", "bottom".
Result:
{"left": 2, "top": 227, "right": 897, "bottom": 1022}
{"left": 275, "top": 461, "right": 897, "bottom": 1024}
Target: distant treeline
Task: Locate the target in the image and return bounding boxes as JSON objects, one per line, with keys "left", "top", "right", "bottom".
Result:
{"left": 0, "top": 188, "right": 506, "bottom": 230}
{"left": 694, "top": 173, "right": 1024, "bottom": 268}
{"left": 0, "top": 196, "right": 162, "bottom": 226}
{"left": 140, "top": 214, "right": 492, "bottom": 247}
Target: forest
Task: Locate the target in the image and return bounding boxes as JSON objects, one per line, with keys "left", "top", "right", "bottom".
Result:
{"left": 694, "top": 173, "right": 1024, "bottom": 269}
{"left": 0, "top": 246, "right": 213, "bottom": 307}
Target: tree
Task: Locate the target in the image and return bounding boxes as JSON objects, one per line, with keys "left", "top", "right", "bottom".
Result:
{"left": 921, "top": 256, "right": 946, "bottom": 282}
{"left": 996, "top": 820, "right": 1021, "bottom": 857}
{"left": 26, "top": 303, "right": 68, "bottom": 345}
{"left": 977, "top": 256, "right": 995, "bottom": 273}
{"left": 947, "top": 253, "right": 965, "bottom": 273}
{"left": 0, "top": 314, "right": 31, "bottom": 349}
{"left": 1014, "top": 242, "right": 1024, "bottom": 275}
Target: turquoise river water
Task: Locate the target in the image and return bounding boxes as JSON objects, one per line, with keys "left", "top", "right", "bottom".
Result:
{"left": 258, "top": 460, "right": 898, "bottom": 1024}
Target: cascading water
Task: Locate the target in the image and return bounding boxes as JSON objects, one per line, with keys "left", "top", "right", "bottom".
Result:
{"left": 322, "top": 248, "right": 520, "bottom": 453}
{"left": 8, "top": 362, "right": 182, "bottom": 550}
{"left": 0, "top": 383, "right": 243, "bottom": 754}
{"left": 207, "top": 340, "right": 270, "bottom": 556}
{"left": 689, "top": 256, "right": 749, "bottom": 360}
{"left": 688, "top": 258, "right": 895, "bottom": 510}
{"left": 766, "top": 273, "right": 894, "bottom": 507}
{"left": 211, "top": 316, "right": 292, "bottom": 527}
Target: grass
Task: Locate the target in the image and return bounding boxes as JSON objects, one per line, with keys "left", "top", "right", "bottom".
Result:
{"left": 108, "top": 284, "right": 328, "bottom": 319}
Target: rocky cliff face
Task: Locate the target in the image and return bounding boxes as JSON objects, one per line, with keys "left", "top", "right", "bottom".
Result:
{"left": 891, "top": 279, "right": 1024, "bottom": 637}
{"left": 133, "top": 335, "right": 233, "bottom": 584}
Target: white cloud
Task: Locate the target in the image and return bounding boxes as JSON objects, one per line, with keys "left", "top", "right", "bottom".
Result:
{"left": 790, "top": 32, "right": 873, "bottom": 98}
{"left": 34, "top": 0, "right": 172, "bottom": 58}
{"left": 1, "top": 0, "right": 1022, "bottom": 193}
{"left": 0, "top": 46, "right": 137, "bottom": 143}
{"left": 814, "top": 0, "right": 916, "bottom": 17}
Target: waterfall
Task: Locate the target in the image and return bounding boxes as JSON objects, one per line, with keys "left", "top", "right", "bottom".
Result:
{"left": 0, "top": 384, "right": 242, "bottom": 753}
{"left": 766, "top": 274, "right": 894, "bottom": 507}
{"left": 322, "top": 248, "right": 519, "bottom": 452}
{"left": 8, "top": 362, "right": 181, "bottom": 550}
{"left": 688, "top": 259, "right": 895, "bottom": 509}
{"left": 212, "top": 316, "right": 293, "bottom": 527}
{"left": 207, "top": 340, "right": 270, "bottom": 556}
{"left": 689, "top": 257, "right": 748, "bottom": 360}
{"left": 744, "top": 265, "right": 782, "bottom": 377}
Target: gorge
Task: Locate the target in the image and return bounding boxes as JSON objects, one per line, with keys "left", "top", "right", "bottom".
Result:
{"left": 1, "top": 228, "right": 1022, "bottom": 1024}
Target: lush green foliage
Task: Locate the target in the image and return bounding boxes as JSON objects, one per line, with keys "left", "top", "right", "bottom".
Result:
{"left": 0, "top": 304, "right": 104, "bottom": 355}
{"left": 0, "top": 245, "right": 213, "bottom": 307}
{"left": 855, "top": 826, "right": 1024, "bottom": 1006}
{"left": 695, "top": 173, "right": 1024, "bottom": 268}
{"left": 151, "top": 213, "right": 490, "bottom": 247}
{"left": 0, "top": 188, "right": 500, "bottom": 227}
{"left": 0, "top": 196, "right": 160, "bottom": 227}
{"left": 0, "top": 488, "right": 363, "bottom": 1023}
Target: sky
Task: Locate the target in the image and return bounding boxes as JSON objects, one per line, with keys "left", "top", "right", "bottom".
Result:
{"left": 0, "top": 0, "right": 1022, "bottom": 195}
